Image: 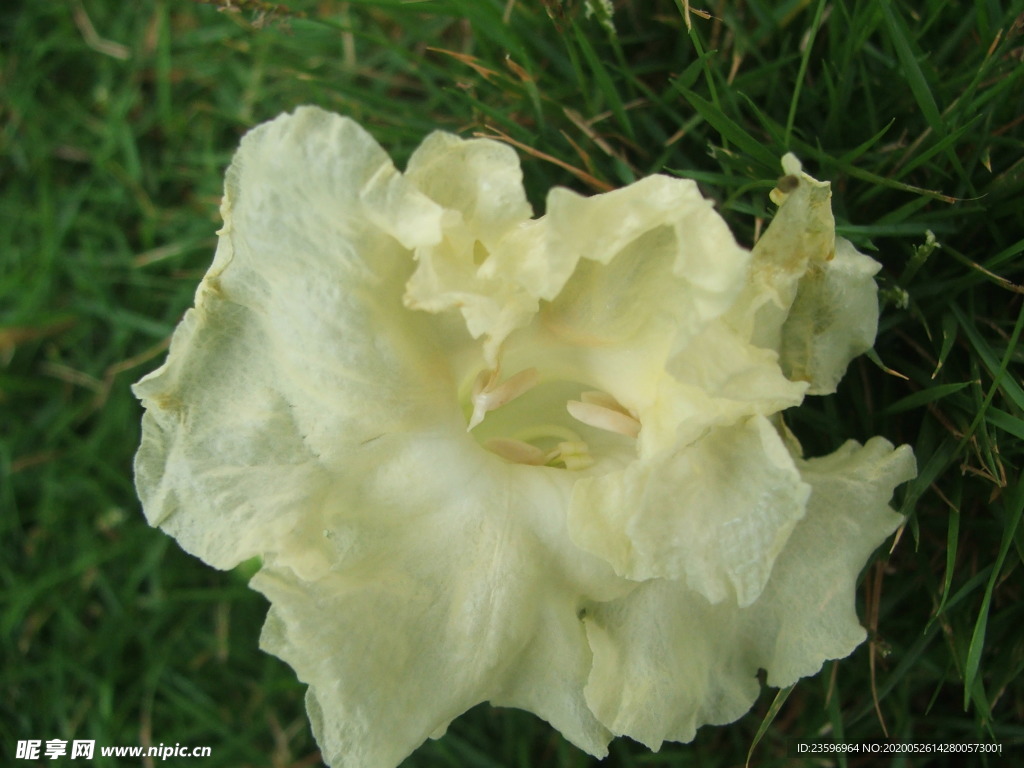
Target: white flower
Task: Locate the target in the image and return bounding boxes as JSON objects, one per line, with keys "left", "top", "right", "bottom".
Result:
{"left": 133, "top": 107, "right": 916, "bottom": 768}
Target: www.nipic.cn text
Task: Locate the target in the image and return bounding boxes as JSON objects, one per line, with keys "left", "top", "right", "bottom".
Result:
{"left": 16, "top": 739, "right": 212, "bottom": 760}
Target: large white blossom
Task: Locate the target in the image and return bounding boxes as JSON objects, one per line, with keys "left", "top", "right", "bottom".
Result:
{"left": 133, "top": 107, "right": 916, "bottom": 767}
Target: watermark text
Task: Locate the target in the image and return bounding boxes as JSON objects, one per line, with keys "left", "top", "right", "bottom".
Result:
{"left": 16, "top": 740, "right": 212, "bottom": 761}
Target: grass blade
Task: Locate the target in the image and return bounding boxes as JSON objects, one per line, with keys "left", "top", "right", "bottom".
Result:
{"left": 679, "top": 91, "right": 779, "bottom": 171}
{"left": 746, "top": 684, "right": 795, "bottom": 768}
{"left": 878, "top": 1, "right": 945, "bottom": 137}
{"left": 962, "top": 481, "right": 1024, "bottom": 709}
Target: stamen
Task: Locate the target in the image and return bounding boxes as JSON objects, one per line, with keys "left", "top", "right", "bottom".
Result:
{"left": 580, "top": 390, "right": 622, "bottom": 410}
{"left": 484, "top": 436, "right": 595, "bottom": 470}
{"left": 467, "top": 367, "right": 540, "bottom": 431}
{"left": 567, "top": 397, "right": 641, "bottom": 438}
{"left": 547, "top": 441, "right": 594, "bottom": 471}
{"left": 484, "top": 438, "right": 547, "bottom": 465}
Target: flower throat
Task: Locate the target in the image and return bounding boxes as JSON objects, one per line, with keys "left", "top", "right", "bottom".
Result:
{"left": 462, "top": 364, "right": 640, "bottom": 470}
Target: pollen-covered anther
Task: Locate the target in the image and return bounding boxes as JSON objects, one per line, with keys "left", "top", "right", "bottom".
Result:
{"left": 467, "top": 367, "right": 540, "bottom": 431}
{"left": 566, "top": 391, "right": 641, "bottom": 438}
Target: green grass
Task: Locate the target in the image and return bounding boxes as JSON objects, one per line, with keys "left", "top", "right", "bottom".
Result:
{"left": 2, "top": 0, "right": 1022, "bottom": 766}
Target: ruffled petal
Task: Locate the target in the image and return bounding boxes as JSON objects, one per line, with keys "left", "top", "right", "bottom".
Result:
{"left": 668, "top": 320, "right": 809, "bottom": 423}
{"left": 542, "top": 176, "right": 749, "bottom": 349}
{"left": 403, "top": 132, "right": 540, "bottom": 361}
{"left": 581, "top": 437, "right": 914, "bottom": 751}
{"left": 404, "top": 130, "right": 534, "bottom": 249}
{"left": 133, "top": 107, "right": 455, "bottom": 572}
{"left": 583, "top": 580, "right": 760, "bottom": 749}
{"left": 724, "top": 155, "right": 883, "bottom": 395}
{"left": 492, "top": 177, "right": 751, "bottom": 434}
{"left": 779, "top": 236, "right": 882, "bottom": 394}
{"left": 569, "top": 415, "right": 810, "bottom": 607}
{"left": 251, "top": 435, "right": 624, "bottom": 768}
{"left": 406, "top": 171, "right": 749, "bottom": 370}
{"left": 726, "top": 153, "right": 836, "bottom": 352}
{"left": 746, "top": 437, "right": 916, "bottom": 684}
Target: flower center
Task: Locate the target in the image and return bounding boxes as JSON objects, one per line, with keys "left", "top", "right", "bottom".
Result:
{"left": 462, "top": 366, "right": 641, "bottom": 470}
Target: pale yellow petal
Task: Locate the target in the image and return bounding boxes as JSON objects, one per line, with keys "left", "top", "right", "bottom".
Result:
{"left": 543, "top": 175, "right": 749, "bottom": 345}
{"left": 580, "top": 436, "right": 915, "bottom": 750}
{"left": 727, "top": 153, "right": 835, "bottom": 351}
{"left": 402, "top": 132, "right": 539, "bottom": 364}
{"left": 583, "top": 580, "right": 759, "bottom": 749}
{"left": 668, "top": 320, "right": 808, "bottom": 419}
{"left": 570, "top": 415, "right": 810, "bottom": 606}
{"left": 747, "top": 437, "right": 916, "bottom": 685}
{"left": 251, "top": 436, "right": 624, "bottom": 767}
{"left": 779, "top": 237, "right": 882, "bottom": 394}
{"left": 133, "top": 107, "right": 457, "bottom": 572}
